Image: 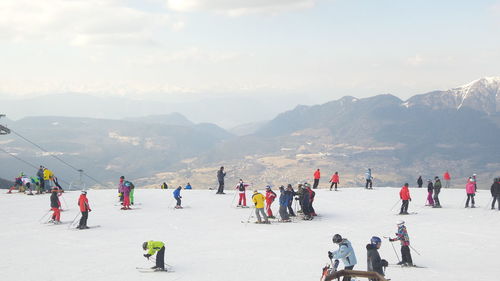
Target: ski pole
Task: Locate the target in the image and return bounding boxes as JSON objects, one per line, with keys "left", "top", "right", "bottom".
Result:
{"left": 68, "top": 212, "right": 81, "bottom": 229}
{"left": 230, "top": 191, "right": 237, "bottom": 207}
{"left": 384, "top": 237, "right": 401, "bottom": 262}
{"left": 390, "top": 198, "right": 401, "bottom": 211}
{"left": 409, "top": 245, "right": 421, "bottom": 256}
{"left": 59, "top": 193, "right": 68, "bottom": 210}
{"left": 38, "top": 209, "right": 52, "bottom": 223}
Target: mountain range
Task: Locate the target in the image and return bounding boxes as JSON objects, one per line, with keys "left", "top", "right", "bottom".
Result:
{"left": 0, "top": 77, "right": 499, "bottom": 188}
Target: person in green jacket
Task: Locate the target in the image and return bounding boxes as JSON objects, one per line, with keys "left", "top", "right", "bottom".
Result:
{"left": 142, "top": 241, "right": 166, "bottom": 271}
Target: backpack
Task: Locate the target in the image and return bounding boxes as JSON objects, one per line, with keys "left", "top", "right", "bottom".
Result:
{"left": 125, "top": 181, "right": 135, "bottom": 189}
{"left": 238, "top": 183, "right": 245, "bottom": 192}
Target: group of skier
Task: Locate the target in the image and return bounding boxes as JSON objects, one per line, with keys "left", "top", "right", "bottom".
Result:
{"left": 7, "top": 166, "right": 62, "bottom": 195}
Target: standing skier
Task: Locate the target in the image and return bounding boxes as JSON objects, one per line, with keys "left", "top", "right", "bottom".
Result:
{"left": 235, "top": 179, "right": 249, "bottom": 207}
{"left": 365, "top": 168, "right": 373, "bottom": 189}
{"left": 278, "top": 186, "right": 291, "bottom": 222}
{"left": 37, "top": 166, "right": 45, "bottom": 193}
{"left": 216, "top": 166, "right": 226, "bottom": 194}
{"left": 426, "top": 179, "right": 434, "bottom": 206}
{"left": 443, "top": 171, "right": 451, "bottom": 188}
{"left": 389, "top": 220, "right": 413, "bottom": 266}
{"left": 265, "top": 185, "right": 277, "bottom": 219}
{"left": 491, "top": 178, "right": 500, "bottom": 210}
{"left": 417, "top": 176, "right": 423, "bottom": 188}
{"left": 399, "top": 183, "right": 411, "bottom": 215}
{"left": 77, "top": 190, "right": 91, "bottom": 229}
{"left": 285, "top": 184, "right": 296, "bottom": 217}
{"left": 433, "top": 177, "right": 442, "bottom": 208}
{"left": 120, "top": 181, "right": 132, "bottom": 210}
{"left": 118, "top": 176, "right": 125, "bottom": 203}
{"left": 330, "top": 172, "right": 340, "bottom": 191}
{"left": 173, "top": 186, "right": 182, "bottom": 209}
{"left": 328, "top": 234, "right": 357, "bottom": 281}
{"left": 465, "top": 178, "right": 476, "bottom": 208}
{"left": 142, "top": 241, "right": 166, "bottom": 271}
{"left": 49, "top": 187, "right": 61, "bottom": 224}
{"left": 301, "top": 184, "right": 312, "bottom": 220}
{"left": 313, "top": 169, "right": 321, "bottom": 189}
{"left": 472, "top": 174, "right": 478, "bottom": 191}
{"left": 306, "top": 184, "right": 317, "bottom": 216}
{"left": 128, "top": 180, "right": 135, "bottom": 205}
{"left": 366, "top": 236, "right": 388, "bottom": 280}
{"left": 252, "top": 190, "right": 269, "bottom": 224}
{"left": 43, "top": 167, "right": 54, "bottom": 193}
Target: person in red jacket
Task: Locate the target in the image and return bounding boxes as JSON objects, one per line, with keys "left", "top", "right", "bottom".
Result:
{"left": 77, "top": 190, "right": 92, "bottom": 229}
{"left": 313, "top": 169, "right": 321, "bottom": 189}
{"left": 443, "top": 171, "right": 451, "bottom": 188}
{"left": 265, "top": 185, "right": 277, "bottom": 219}
{"left": 49, "top": 187, "right": 61, "bottom": 224}
{"left": 329, "top": 172, "right": 340, "bottom": 191}
{"left": 399, "top": 183, "right": 411, "bottom": 215}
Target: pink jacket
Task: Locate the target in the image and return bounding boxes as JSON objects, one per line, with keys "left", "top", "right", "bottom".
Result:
{"left": 465, "top": 182, "right": 475, "bottom": 194}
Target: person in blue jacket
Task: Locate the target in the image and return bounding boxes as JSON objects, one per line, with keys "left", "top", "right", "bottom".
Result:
{"left": 328, "top": 234, "right": 357, "bottom": 281}
{"left": 173, "top": 186, "right": 182, "bottom": 209}
{"left": 185, "top": 182, "right": 192, "bottom": 190}
{"left": 278, "top": 185, "right": 291, "bottom": 222}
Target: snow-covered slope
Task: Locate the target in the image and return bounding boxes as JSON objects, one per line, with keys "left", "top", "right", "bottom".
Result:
{"left": 407, "top": 77, "right": 500, "bottom": 114}
{"left": 1, "top": 188, "right": 498, "bottom": 281}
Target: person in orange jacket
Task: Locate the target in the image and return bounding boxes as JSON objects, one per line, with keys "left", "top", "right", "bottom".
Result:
{"left": 313, "top": 169, "right": 321, "bottom": 189}
{"left": 265, "top": 185, "right": 277, "bottom": 219}
{"left": 77, "top": 190, "right": 92, "bottom": 229}
{"left": 330, "top": 172, "right": 340, "bottom": 191}
{"left": 399, "top": 183, "right": 411, "bottom": 215}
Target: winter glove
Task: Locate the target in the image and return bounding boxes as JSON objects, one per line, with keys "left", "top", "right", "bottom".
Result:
{"left": 180, "top": 196, "right": 182, "bottom": 199}
{"left": 89, "top": 209, "right": 92, "bottom": 212}
{"left": 328, "top": 251, "right": 333, "bottom": 259}
{"left": 409, "top": 198, "right": 412, "bottom": 201}
{"left": 381, "top": 259, "right": 388, "bottom": 267}
{"left": 144, "top": 254, "right": 151, "bottom": 259}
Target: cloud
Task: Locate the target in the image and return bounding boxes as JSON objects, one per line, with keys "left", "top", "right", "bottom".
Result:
{"left": 0, "top": 0, "right": 174, "bottom": 46}
{"left": 407, "top": 54, "right": 424, "bottom": 66}
{"left": 127, "top": 47, "right": 244, "bottom": 65}
{"left": 165, "top": 0, "right": 318, "bottom": 16}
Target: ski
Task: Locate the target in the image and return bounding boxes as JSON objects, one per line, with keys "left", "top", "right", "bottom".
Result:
{"left": 71, "top": 225, "right": 101, "bottom": 230}
{"left": 395, "top": 212, "right": 418, "bottom": 215}
{"left": 136, "top": 266, "right": 174, "bottom": 273}
{"left": 388, "top": 264, "right": 426, "bottom": 268}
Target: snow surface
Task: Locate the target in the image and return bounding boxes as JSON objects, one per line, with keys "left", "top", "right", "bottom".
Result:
{"left": 1, "top": 188, "right": 498, "bottom": 281}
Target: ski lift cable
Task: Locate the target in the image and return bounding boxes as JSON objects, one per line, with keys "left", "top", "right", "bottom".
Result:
{"left": 8, "top": 128, "right": 109, "bottom": 188}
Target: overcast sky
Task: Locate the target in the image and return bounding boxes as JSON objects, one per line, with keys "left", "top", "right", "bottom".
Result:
{"left": 0, "top": 0, "right": 499, "bottom": 105}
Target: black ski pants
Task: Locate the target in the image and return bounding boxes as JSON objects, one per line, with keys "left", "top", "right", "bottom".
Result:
{"left": 433, "top": 189, "right": 441, "bottom": 206}
{"left": 156, "top": 246, "right": 165, "bottom": 269}
{"left": 365, "top": 179, "right": 372, "bottom": 189}
{"left": 492, "top": 195, "right": 500, "bottom": 209}
{"left": 342, "top": 265, "right": 354, "bottom": 281}
{"left": 175, "top": 197, "right": 181, "bottom": 207}
{"left": 401, "top": 245, "right": 413, "bottom": 265}
{"left": 217, "top": 181, "right": 224, "bottom": 194}
{"left": 465, "top": 194, "right": 475, "bottom": 207}
{"left": 330, "top": 182, "right": 338, "bottom": 190}
{"left": 400, "top": 200, "right": 409, "bottom": 214}
{"left": 287, "top": 201, "right": 295, "bottom": 216}
{"left": 313, "top": 179, "right": 319, "bottom": 189}
{"left": 79, "top": 211, "right": 88, "bottom": 227}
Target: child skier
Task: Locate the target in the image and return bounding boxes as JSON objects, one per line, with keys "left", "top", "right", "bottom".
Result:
{"left": 173, "top": 186, "right": 182, "bottom": 209}
{"left": 399, "top": 183, "right": 411, "bottom": 215}
{"left": 142, "top": 241, "right": 166, "bottom": 271}
{"left": 330, "top": 172, "right": 340, "bottom": 191}
{"left": 426, "top": 179, "right": 434, "bottom": 206}
{"left": 252, "top": 190, "right": 269, "bottom": 224}
{"left": 389, "top": 220, "right": 413, "bottom": 266}
{"left": 235, "top": 179, "right": 249, "bottom": 207}
{"left": 49, "top": 187, "right": 61, "bottom": 224}
{"left": 366, "top": 236, "right": 388, "bottom": 280}
{"left": 77, "top": 190, "right": 91, "bottom": 229}
{"left": 328, "top": 234, "right": 357, "bottom": 281}
{"left": 120, "top": 180, "right": 132, "bottom": 210}
{"left": 465, "top": 178, "right": 476, "bottom": 208}
{"left": 265, "top": 185, "right": 277, "bottom": 219}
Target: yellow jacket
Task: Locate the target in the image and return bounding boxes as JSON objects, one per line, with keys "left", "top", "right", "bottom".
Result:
{"left": 146, "top": 241, "right": 165, "bottom": 256}
{"left": 252, "top": 192, "right": 265, "bottom": 208}
{"left": 43, "top": 169, "right": 54, "bottom": 180}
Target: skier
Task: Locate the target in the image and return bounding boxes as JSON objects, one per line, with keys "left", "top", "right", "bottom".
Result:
{"left": 278, "top": 186, "right": 291, "bottom": 222}
{"left": 235, "top": 179, "right": 249, "bottom": 207}
{"left": 285, "top": 184, "right": 296, "bottom": 216}
{"left": 426, "top": 179, "right": 434, "bottom": 206}
{"left": 491, "top": 178, "right": 500, "bottom": 210}
{"left": 142, "top": 241, "right": 166, "bottom": 271}
{"left": 443, "top": 171, "right": 451, "bottom": 188}
{"left": 37, "top": 166, "right": 45, "bottom": 193}
{"left": 216, "top": 166, "right": 226, "bottom": 194}
{"left": 7, "top": 173, "right": 24, "bottom": 193}
{"left": 306, "top": 184, "right": 317, "bottom": 216}
{"left": 465, "top": 178, "right": 476, "bottom": 208}
{"left": 301, "top": 184, "right": 312, "bottom": 220}
{"left": 43, "top": 167, "right": 54, "bottom": 193}
{"left": 118, "top": 176, "right": 125, "bottom": 203}
{"left": 265, "top": 185, "right": 277, "bottom": 219}
{"left": 119, "top": 180, "right": 132, "bottom": 210}
{"left": 417, "top": 176, "right": 423, "bottom": 188}
{"left": 389, "top": 220, "right": 413, "bottom": 266}
{"left": 399, "top": 183, "right": 411, "bottom": 215}
{"left": 330, "top": 172, "right": 340, "bottom": 191}
{"left": 252, "top": 190, "right": 269, "bottom": 224}
{"left": 313, "top": 168, "right": 321, "bottom": 189}
{"left": 30, "top": 176, "right": 41, "bottom": 195}
{"left": 49, "top": 187, "right": 61, "bottom": 224}
{"left": 77, "top": 190, "right": 91, "bottom": 229}
{"left": 328, "top": 234, "right": 357, "bottom": 281}
{"left": 128, "top": 180, "right": 135, "bottom": 205}
{"left": 366, "top": 236, "right": 388, "bottom": 280}
{"left": 173, "top": 186, "right": 182, "bottom": 209}
{"left": 472, "top": 174, "right": 478, "bottom": 192}
{"left": 433, "top": 176, "right": 442, "bottom": 208}
{"left": 185, "top": 182, "right": 192, "bottom": 190}
{"left": 161, "top": 182, "right": 168, "bottom": 189}
{"left": 365, "top": 168, "right": 373, "bottom": 189}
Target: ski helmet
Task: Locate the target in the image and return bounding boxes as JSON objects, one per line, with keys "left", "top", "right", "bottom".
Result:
{"left": 370, "top": 236, "right": 382, "bottom": 245}
{"left": 142, "top": 242, "right": 148, "bottom": 250}
{"left": 266, "top": 185, "right": 271, "bottom": 189}
{"left": 81, "top": 190, "right": 87, "bottom": 195}
{"left": 332, "top": 234, "right": 343, "bottom": 244}
{"left": 396, "top": 220, "right": 405, "bottom": 226}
